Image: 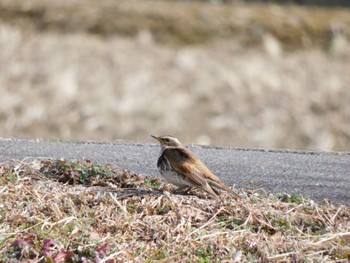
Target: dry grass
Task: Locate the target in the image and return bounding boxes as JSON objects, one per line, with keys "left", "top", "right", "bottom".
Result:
{"left": 1, "top": 159, "right": 349, "bottom": 262}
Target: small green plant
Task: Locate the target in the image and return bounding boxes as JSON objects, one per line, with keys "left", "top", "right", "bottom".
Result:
{"left": 195, "top": 249, "right": 210, "bottom": 263}
{"left": 144, "top": 178, "right": 162, "bottom": 188}
{"left": 39, "top": 159, "right": 115, "bottom": 185}
{"left": 156, "top": 204, "right": 171, "bottom": 215}
{"left": 3, "top": 171, "right": 19, "bottom": 182}
{"left": 277, "top": 193, "right": 303, "bottom": 204}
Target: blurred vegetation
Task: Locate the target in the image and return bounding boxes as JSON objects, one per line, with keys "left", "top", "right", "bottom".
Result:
{"left": 0, "top": 0, "right": 349, "bottom": 150}
{"left": 0, "top": 0, "right": 349, "bottom": 49}
{"left": 242, "top": 0, "right": 350, "bottom": 7}
{"left": 190, "top": 0, "right": 350, "bottom": 8}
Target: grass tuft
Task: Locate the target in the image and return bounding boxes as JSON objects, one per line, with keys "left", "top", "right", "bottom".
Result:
{"left": 0, "top": 159, "right": 349, "bottom": 262}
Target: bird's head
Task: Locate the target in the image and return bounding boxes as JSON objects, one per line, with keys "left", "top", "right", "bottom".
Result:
{"left": 151, "top": 135, "right": 183, "bottom": 148}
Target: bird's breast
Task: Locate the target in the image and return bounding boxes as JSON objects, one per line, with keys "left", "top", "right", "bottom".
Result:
{"left": 159, "top": 169, "right": 190, "bottom": 187}
{"left": 157, "top": 155, "right": 191, "bottom": 187}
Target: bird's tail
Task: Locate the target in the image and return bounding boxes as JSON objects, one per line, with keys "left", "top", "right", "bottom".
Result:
{"left": 209, "top": 181, "right": 241, "bottom": 199}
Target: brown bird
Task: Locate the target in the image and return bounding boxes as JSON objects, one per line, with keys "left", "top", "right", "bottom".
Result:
{"left": 151, "top": 135, "right": 240, "bottom": 199}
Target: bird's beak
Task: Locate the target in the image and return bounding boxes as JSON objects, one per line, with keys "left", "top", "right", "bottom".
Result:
{"left": 151, "top": 135, "right": 161, "bottom": 142}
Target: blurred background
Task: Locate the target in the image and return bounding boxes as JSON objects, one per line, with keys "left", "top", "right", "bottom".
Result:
{"left": 0, "top": 0, "right": 349, "bottom": 151}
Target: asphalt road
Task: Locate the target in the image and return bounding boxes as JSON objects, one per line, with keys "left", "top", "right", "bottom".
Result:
{"left": 0, "top": 139, "right": 349, "bottom": 204}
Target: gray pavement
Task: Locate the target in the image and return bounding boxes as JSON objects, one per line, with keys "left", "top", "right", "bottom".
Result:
{"left": 0, "top": 138, "right": 349, "bottom": 204}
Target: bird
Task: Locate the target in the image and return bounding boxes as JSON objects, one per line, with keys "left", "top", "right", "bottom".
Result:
{"left": 151, "top": 135, "right": 241, "bottom": 199}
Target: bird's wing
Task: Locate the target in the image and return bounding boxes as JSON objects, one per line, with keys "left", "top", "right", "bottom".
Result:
{"left": 163, "top": 148, "right": 218, "bottom": 197}
{"left": 163, "top": 148, "right": 206, "bottom": 186}
{"left": 164, "top": 147, "right": 240, "bottom": 199}
{"left": 196, "top": 159, "right": 242, "bottom": 199}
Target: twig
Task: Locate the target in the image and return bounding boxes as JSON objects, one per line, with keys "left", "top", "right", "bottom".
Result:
{"left": 331, "top": 205, "right": 343, "bottom": 223}
{"left": 268, "top": 251, "right": 297, "bottom": 260}
{"left": 109, "top": 192, "right": 128, "bottom": 214}
{"left": 188, "top": 207, "right": 224, "bottom": 238}
{"left": 313, "top": 232, "right": 350, "bottom": 245}
{"left": 196, "top": 230, "right": 247, "bottom": 241}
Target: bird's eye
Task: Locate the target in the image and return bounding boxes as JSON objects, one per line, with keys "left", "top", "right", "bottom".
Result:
{"left": 164, "top": 138, "right": 170, "bottom": 142}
